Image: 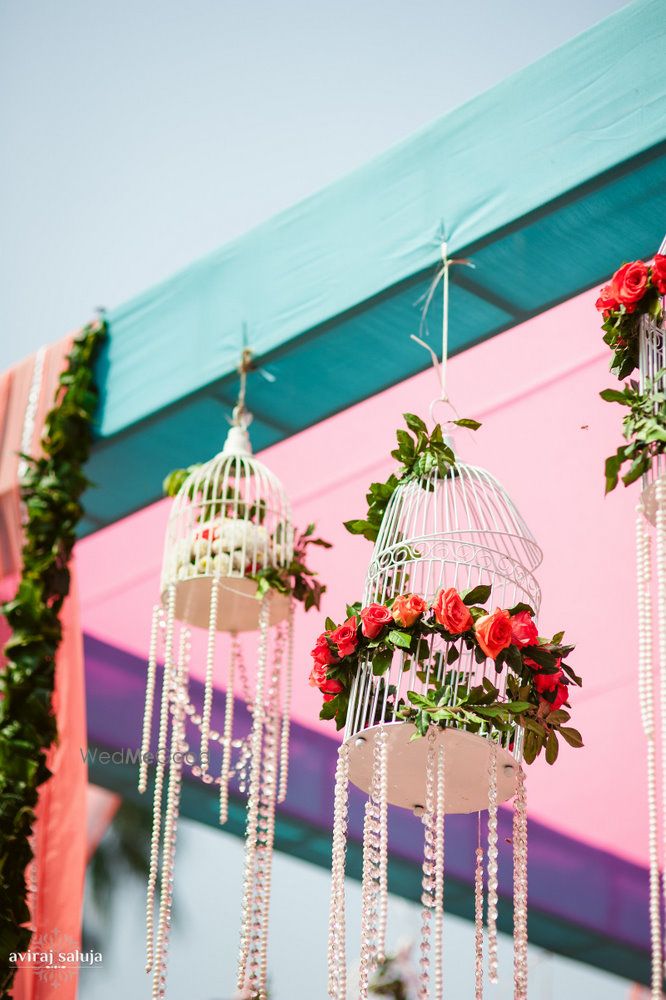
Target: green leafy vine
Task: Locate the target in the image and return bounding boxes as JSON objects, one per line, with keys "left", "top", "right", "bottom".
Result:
{"left": 0, "top": 320, "right": 106, "bottom": 996}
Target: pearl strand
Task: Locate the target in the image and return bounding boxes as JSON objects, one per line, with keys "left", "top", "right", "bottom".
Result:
{"left": 474, "top": 834, "right": 484, "bottom": 1000}
{"left": 328, "top": 743, "right": 350, "bottom": 1000}
{"left": 151, "top": 627, "right": 188, "bottom": 999}
{"left": 376, "top": 726, "right": 389, "bottom": 966}
{"left": 655, "top": 478, "right": 666, "bottom": 979}
{"left": 358, "top": 796, "right": 377, "bottom": 1000}
{"left": 636, "top": 503, "right": 662, "bottom": 999}
{"left": 236, "top": 594, "right": 270, "bottom": 992}
{"left": 512, "top": 767, "right": 528, "bottom": 1000}
{"left": 277, "top": 601, "right": 295, "bottom": 803}
{"left": 434, "top": 741, "right": 445, "bottom": 1000}
{"left": 145, "top": 584, "right": 175, "bottom": 974}
{"left": 200, "top": 580, "right": 220, "bottom": 773}
{"left": 486, "top": 741, "right": 499, "bottom": 985}
{"left": 219, "top": 632, "right": 238, "bottom": 825}
{"left": 139, "top": 604, "right": 161, "bottom": 794}
{"left": 419, "top": 730, "right": 437, "bottom": 1000}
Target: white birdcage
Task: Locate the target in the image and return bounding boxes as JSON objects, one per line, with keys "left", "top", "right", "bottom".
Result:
{"left": 343, "top": 459, "right": 542, "bottom": 815}
{"left": 639, "top": 233, "right": 666, "bottom": 525}
{"left": 139, "top": 357, "right": 297, "bottom": 1000}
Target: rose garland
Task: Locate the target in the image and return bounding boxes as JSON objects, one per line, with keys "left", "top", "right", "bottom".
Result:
{"left": 596, "top": 255, "right": 666, "bottom": 492}
{"left": 310, "top": 585, "right": 582, "bottom": 766}
{"left": 0, "top": 320, "right": 106, "bottom": 997}
{"left": 164, "top": 467, "right": 330, "bottom": 610}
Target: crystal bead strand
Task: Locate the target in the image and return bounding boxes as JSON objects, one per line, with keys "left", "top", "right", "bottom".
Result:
{"left": 655, "top": 477, "right": 666, "bottom": 968}
{"left": 419, "top": 730, "right": 437, "bottom": 1000}
{"left": 636, "top": 502, "right": 662, "bottom": 999}
{"left": 358, "top": 795, "right": 377, "bottom": 1000}
{"left": 247, "top": 662, "right": 280, "bottom": 1000}
{"left": 278, "top": 600, "right": 295, "bottom": 803}
{"left": 433, "top": 741, "right": 445, "bottom": 1000}
{"left": 474, "top": 817, "right": 484, "bottom": 1000}
{"left": 376, "top": 726, "right": 389, "bottom": 965}
{"left": 236, "top": 594, "right": 270, "bottom": 993}
{"left": 146, "top": 584, "right": 175, "bottom": 974}
{"left": 200, "top": 580, "right": 220, "bottom": 773}
{"left": 219, "top": 632, "right": 239, "bottom": 825}
{"left": 512, "top": 767, "right": 528, "bottom": 1000}
{"left": 139, "top": 604, "right": 161, "bottom": 794}
{"left": 486, "top": 741, "right": 499, "bottom": 985}
{"left": 151, "top": 626, "right": 188, "bottom": 1000}
{"left": 328, "top": 743, "right": 350, "bottom": 1000}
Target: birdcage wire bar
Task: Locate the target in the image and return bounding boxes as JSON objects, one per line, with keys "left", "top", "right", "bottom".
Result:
{"left": 639, "top": 234, "right": 666, "bottom": 524}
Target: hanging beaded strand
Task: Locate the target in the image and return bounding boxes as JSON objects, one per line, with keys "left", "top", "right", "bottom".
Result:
{"left": 474, "top": 814, "right": 484, "bottom": 1000}
{"left": 328, "top": 742, "right": 350, "bottom": 1000}
{"left": 277, "top": 599, "right": 295, "bottom": 803}
{"left": 486, "top": 740, "right": 499, "bottom": 985}
{"left": 219, "top": 632, "right": 239, "bottom": 825}
{"left": 376, "top": 725, "right": 389, "bottom": 966}
{"left": 145, "top": 584, "right": 176, "bottom": 974}
{"left": 433, "top": 741, "right": 445, "bottom": 1000}
{"left": 200, "top": 579, "right": 220, "bottom": 772}
{"left": 655, "top": 477, "right": 666, "bottom": 972}
{"left": 636, "top": 501, "right": 662, "bottom": 1000}
{"left": 236, "top": 594, "right": 270, "bottom": 994}
{"left": 512, "top": 767, "right": 528, "bottom": 1000}
{"left": 139, "top": 604, "right": 161, "bottom": 794}
{"left": 419, "top": 730, "right": 437, "bottom": 1000}
{"left": 151, "top": 627, "right": 189, "bottom": 1000}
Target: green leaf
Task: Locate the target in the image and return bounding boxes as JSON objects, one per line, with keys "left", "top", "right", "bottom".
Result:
{"left": 599, "top": 388, "right": 629, "bottom": 404}
{"left": 504, "top": 644, "right": 523, "bottom": 673}
{"left": 372, "top": 648, "right": 393, "bottom": 676}
{"left": 461, "top": 584, "right": 491, "bottom": 606}
{"left": 388, "top": 629, "right": 412, "bottom": 650}
{"left": 324, "top": 617, "right": 336, "bottom": 631}
{"left": 403, "top": 413, "right": 427, "bottom": 435}
{"left": 558, "top": 727, "right": 584, "bottom": 748}
{"left": 545, "top": 731, "right": 559, "bottom": 765}
{"left": 451, "top": 417, "right": 482, "bottom": 431}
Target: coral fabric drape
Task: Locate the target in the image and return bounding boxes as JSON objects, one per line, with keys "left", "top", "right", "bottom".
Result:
{"left": 0, "top": 338, "right": 88, "bottom": 1000}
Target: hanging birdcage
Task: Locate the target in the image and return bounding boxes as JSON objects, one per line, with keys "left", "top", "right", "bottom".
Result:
{"left": 138, "top": 354, "right": 297, "bottom": 1000}
{"left": 344, "top": 459, "right": 542, "bottom": 814}
{"left": 638, "top": 234, "right": 666, "bottom": 525}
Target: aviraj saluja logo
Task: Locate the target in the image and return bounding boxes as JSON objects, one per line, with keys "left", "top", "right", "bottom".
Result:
{"left": 9, "top": 929, "right": 102, "bottom": 988}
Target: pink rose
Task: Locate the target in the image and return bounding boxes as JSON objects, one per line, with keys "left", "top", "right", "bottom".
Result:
{"left": 595, "top": 284, "right": 619, "bottom": 316}
{"left": 652, "top": 255, "right": 666, "bottom": 296}
{"left": 308, "top": 661, "right": 343, "bottom": 699}
{"left": 310, "top": 632, "right": 337, "bottom": 667}
{"left": 360, "top": 603, "right": 393, "bottom": 639}
{"left": 391, "top": 593, "right": 427, "bottom": 628}
{"left": 475, "top": 609, "right": 512, "bottom": 660}
{"left": 330, "top": 617, "right": 359, "bottom": 657}
{"left": 510, "top": 610, "right": 539, "bottom": 648}
{"left": 432, "top": 587, "right": 472, "bottom": 635}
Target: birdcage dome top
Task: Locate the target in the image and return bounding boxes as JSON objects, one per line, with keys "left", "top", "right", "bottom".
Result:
{"left": 161, "top": 418, "right": 294, "bottom": 632}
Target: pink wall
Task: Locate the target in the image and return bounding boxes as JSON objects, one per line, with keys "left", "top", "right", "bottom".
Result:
{"left": 77, "top": 286, "right": 644, "bottom": 865}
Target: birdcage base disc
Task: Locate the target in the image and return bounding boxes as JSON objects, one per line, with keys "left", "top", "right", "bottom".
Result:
{"left": 641, "top": 474, "right": 666, "bottom": 526}
{"left": 345, "top": 722, "right": 518, "bottom": 814}
{"left": 165, "top": 576, "right": 290, "bottom": 632}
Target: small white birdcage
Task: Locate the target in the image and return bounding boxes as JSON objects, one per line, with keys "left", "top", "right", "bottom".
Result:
{"left": 161, "top": 409, "right": 294, "bottom": 631}
{"left": 344, "top": 459, "right": 542, "bottom": 814}
{"left": 639, "top": 234, "right": 666, "bottom": 525}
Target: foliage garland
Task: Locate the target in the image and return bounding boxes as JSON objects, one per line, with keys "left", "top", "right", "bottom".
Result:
{"left": 0, "top": 320, "right": 105, "bottom": 996}
{"left": 311, "top": 587, "right": 583, "bottom": 766}
{"left": 596, "top": 254, "right": 666, "bottom": 492}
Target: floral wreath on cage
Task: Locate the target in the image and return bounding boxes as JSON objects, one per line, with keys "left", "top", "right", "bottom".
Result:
{"left": 596, "top": 253, "right": 666, "bottom": 493}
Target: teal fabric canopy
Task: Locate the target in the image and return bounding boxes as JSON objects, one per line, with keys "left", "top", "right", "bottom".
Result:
{"left": 83, "top": 0, "right": 666, "bottom": 534}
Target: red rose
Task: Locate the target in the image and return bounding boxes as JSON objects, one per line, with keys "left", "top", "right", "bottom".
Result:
{"left": 475, "top": 609, "right": 512, "bottom": 660}
{"left": 360, "top": 603, "right": 393, "bottom": 639}
{"left": 548, "top": 683, "right": 569, "bottom": 713}
{"left": 510, "top": 610, "right": 539, "bottom": 648}
{"left": 330, "top": 617, "right": 359, "bottom": 657}
{"left": 609, "top": 261, "right": 649, "bottom": 311}
{"left": 532, "top": 666, "right": 562, "bottom": 694}
{"left": 308, "top": 661, "right": 343, "bottom": 698}
{"left": 392, "top": 593, "right": 427, "bottom": 628}
{"left": 311, "top": 632, "right": 337, "bottom": 667}
{"left": 652, "top": 255, "right": 666, "bottom": 296}
{"left": 595, "top": 284, "right": 619, "bottom": 316}
{"left": 432, "top": 587, "right": 472, "bottom": 635}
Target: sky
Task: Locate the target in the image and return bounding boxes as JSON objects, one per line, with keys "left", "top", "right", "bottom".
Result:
{"left": 0, "top": 0, "right": 629, "bottom": 371}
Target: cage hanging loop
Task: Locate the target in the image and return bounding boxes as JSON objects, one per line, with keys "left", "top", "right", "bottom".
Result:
{"left": 232, "top": 347, "right": 255, "bottom": 427}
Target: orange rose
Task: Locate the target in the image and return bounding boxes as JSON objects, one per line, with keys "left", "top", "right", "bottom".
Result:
{"left": 432, "top": 587, "right": 472, "bottom": 635}
{"left": 475, "top": 608, "right": 513, "bottom": 660}
{"left": 391, "top": 593, "right": 427, "bottom": 628}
